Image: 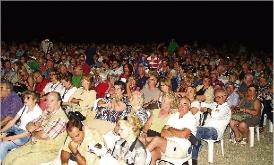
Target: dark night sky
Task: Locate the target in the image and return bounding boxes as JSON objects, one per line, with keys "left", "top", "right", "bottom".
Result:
{"left": 1, "top": 1, "right": 273, "bottom": 51}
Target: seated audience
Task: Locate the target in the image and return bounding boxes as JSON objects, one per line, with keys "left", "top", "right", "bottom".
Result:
{"left": 141, "top": 72, "right": 161, "bottom": 110}
{"left": 140, "top": 92, "right": 177, "bottom": 145}
{"left": 95, "top": 81, "right": 129, "bottom": 123}
{"left": 68, "top": 75, "right": 96, "bottom": 116}
{"left": 33, "top": 71, "right": 49, "bottom": 95}
{"left": 196, "top": 76, "right": 214, "bottom": 103}
{"left": 123, "top": 91, "right": 149, "bottom": 126}
{"left": 0, "top": 91, "right": 42, "bottom": 164}
{"left": 146, "top": 97, "right": 196, "bottom": 165}
{"left": 60, "top": 74, "right": 77, "bottom": 106}
{"left": 192, "top": 88, "right": 231, "bottom": 163}
{"left": 112, "top": 114, "right": 147, "bottom": 165}
{"left": 61, "top": 111, "right": 103, "bottom": 165}
{"left": 3, "top": 92, "right": 68, "bottom": 165}
{"left": 1, "top": 81, "right": 23, "bottom": 128}
{"left": 230, "top": 85, "right": 261, "bottom": 145}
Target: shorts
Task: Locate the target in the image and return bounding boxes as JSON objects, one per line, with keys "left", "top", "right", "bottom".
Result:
{"left": 245, "top": 116, "right": 260, "bottom": 127}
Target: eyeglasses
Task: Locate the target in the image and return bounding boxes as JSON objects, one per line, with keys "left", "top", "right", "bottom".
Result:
{"left": 215, "top": 95, "right": 225, "bottom": 99}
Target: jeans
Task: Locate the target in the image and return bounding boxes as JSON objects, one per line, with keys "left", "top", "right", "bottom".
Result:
{"left": 192, "top": 127, "right": 218, "bottom": 160}
{"left": 0, "top": 126, "right": 30, "bottom": 163}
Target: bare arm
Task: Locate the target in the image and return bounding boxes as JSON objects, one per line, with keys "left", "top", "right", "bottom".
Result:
{"left": 142, "top": 113, "right": 153, "bottom": 133}
{"left": 161, "top": 126, "right": 191, "bottom": 139}
{"left": 0, "top": 114, "right": 20, "bottom": 132}
{"left": 61, "top": 150, "right": 70, "bottom": 165}
{"left": 32, "top": 129, "right": 49, "bottom": 140}
{"left": 1, "top": 116, "right": 14, "bottom": 128}
{"left": 241, "top": 99, "right": 261, "bottom": 116}
{"left": 3, "top": 131, "right": 30, "bottom": 141}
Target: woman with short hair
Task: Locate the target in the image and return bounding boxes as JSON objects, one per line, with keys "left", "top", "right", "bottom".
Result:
{"left": 0, "top": 91, "right": 42, "bottom": 163}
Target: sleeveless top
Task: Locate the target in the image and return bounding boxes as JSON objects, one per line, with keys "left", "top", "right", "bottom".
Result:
{"left": 239, "top": 97, "right": 258, "bottom": 116}
{"left": 150, "top": 108, "right": 170, "bottom": 133}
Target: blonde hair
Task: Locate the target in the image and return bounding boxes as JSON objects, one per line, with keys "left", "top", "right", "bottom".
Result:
{"left": 162, "top": 92, "right": 179, "bottom": 109}
{"left": 159, "top": 78, "right": 172, "bottom": 89}
{"left": 130, "top": 91, "right": 144, "bottom": 113}
{"left": 119, "top": 114, "right": 142, "bottom": 137}
{"left": 82, "top": 75, "right": 94, "bottom": 90}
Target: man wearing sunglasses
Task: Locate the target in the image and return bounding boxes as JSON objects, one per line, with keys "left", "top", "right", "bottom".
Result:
{"left": 192, "top": 88, "right": 231, "bottom": 163}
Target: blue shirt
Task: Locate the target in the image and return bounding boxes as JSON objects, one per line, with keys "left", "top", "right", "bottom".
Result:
{"left": 0, "top": 92, "right": 23, "bottom": 120}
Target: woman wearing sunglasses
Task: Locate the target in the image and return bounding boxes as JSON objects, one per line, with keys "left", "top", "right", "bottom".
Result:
{"left": 0, "top": 90, "right": 42, "bottom": 164}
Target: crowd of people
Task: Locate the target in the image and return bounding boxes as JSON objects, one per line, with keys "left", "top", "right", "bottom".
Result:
{"left": 0, "top": 39, "right": 273, "bottom": 165}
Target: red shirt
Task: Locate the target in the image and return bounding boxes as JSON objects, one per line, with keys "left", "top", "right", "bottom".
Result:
{"left": 35, "top": 78, "right": 49, "bottom": 94}
{"left": 95, "top": 81, "right": 109, "bottom": 99}
{"left": 147, "top": 56, "right": 161, "bottom": 69}
{"left": 82, "top": 63, "right": 91, "bottom": 75}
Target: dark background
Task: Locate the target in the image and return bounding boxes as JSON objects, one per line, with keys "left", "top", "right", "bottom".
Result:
{"left": 1, "top": 1, "right": 273, "bottom": 51}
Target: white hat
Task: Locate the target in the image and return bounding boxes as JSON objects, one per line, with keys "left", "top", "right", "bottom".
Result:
{"left": 120, "top": 77, "right": 127, "bottom": 83}
{"left": 191, "top": 101, "right": 201, "bottom": 109}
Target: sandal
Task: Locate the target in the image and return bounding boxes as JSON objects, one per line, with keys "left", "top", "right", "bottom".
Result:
{"left": 239, "top": 138, "right": 248, "bottom": 145}
{"left": 235, "top": 136, "right": 242, "bottom": 143}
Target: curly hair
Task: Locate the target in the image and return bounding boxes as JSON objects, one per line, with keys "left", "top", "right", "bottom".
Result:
{"left": 130, "top": 91, "right": 144, "bottom": 113}
{"left": 162, "top": 92, "right": 179, "bottom": 110}
{"left": 127, "top": 113, "right": 143, "bottom": 137}
{"left": 119, "top": 114, "right": 142, "bottom": 137}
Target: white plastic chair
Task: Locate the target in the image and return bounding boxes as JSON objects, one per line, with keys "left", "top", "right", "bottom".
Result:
{"left": 156, "top": 153, "right": 192, "bottom": 165}
{"left": 203, "top": 137, "right": 224, "bottom": 163}
{"left": 263, "top": 114, "right": 273, "bottom": 133}
{"left": 249, "top": 103, "right": 264, "bottom": 147}
{"left": 249, "top": 125, "right": 260, "bottom": 147}
{"left": 269, "top": 120, "right": 273, "bottom": 133}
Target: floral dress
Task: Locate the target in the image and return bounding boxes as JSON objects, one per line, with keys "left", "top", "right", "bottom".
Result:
{"left": 95, "top": 96, "right": 131, "bottom": 123}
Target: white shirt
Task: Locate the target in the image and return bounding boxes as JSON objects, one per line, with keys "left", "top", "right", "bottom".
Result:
{"left": 43, "top": 81, "right": 64, "bottom": 94}
{"left": 16, "top": 104, "right": 42, "bottom": 130}
{"left": 192, "top": 111, "right": 203, "bottom": 127}
{"left": 109, "top": 66, "right": 123, "bottom": 77}
{"left": 166, "top": 112, "right": 197, "bottom": 147}
{"left": 60, "top": 86, "right": 77, "bottom": 102}
{"left": 203, "top": 102, "right": 231, "bottom": 139}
